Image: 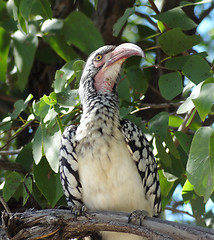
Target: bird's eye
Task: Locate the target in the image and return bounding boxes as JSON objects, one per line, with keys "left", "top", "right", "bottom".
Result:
{"left": 95, "top": 54, "right": 103, "bottom": 61}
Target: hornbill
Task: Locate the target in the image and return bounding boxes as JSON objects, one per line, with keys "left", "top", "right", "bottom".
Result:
{"left": 59, "top": 43, "right": 161, "bottom": 240}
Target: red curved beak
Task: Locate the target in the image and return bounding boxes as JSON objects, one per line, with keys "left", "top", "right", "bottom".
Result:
{"left": 107, "top": 43, "right": 145, "bottom": 66}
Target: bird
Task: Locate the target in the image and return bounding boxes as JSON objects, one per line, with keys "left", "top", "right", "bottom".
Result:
{"left": 59, "top": 43, "right": 161, "bottom": 240}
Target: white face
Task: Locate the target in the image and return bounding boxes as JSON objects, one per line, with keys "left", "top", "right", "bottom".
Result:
{"left": 79, "top": 43, "right": 144, "bottom": 99}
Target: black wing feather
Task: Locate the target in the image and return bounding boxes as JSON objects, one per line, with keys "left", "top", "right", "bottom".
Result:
{"left": 120, "top": 119, "right": 161, "bottom": 216}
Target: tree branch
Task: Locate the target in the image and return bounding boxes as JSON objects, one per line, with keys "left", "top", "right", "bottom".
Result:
{"left": 198, "top": 3, "right": 214, "bottom": 24}
{"left": 1, "top": 209, "right": 214, "bottom": 240}
{"left": 0, "top": 160, "right": 27, "bottom": 174}
{"left": 0, "top": 148, "right": 22, "bottom": 156}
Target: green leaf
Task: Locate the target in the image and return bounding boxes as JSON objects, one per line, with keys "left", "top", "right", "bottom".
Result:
{"left": 192, "top": 83, "right": 214, "bottom": 121}
{"left": 158, "top": 170, "right": 176, "bottom": 210}
{"left": 165, "top": 131, "right": 180, "bottom": 159}
{"left": 175, "top": 131, "right": 192, "bottom": 154}
{"left": 44, "top": 108, "right": 58, "bottom": 123}
{"left": 63, "top": 11, "right": 104, "bottom": 54}
{"left": 44, "top": 35, "right": 78, "bottom": 62}
{"left": 0, "top": 27, "right": 10, "bottom": 82}
{"left": 177, "top": 82, "right": 203, "bottom": 114}
{"left": 43, "top": 123, "right": 61, "bottom": 172}
{"left": 60, "top": 61, "right": 75, "bottom": 82}
{"left": 43, "top": 93, "right": 57, "bottom": 106}
{"left": 33, "top": 98, "right": 50, "bottom": 119}
{"left": 118, "top": 76, "right": 131, "bottom": 102}
{"left": 13, "top": 0, "right": 28, "bottom": 34}
{"left": 56, "top": 89, "right": 79, "bottom": 107}
{"left": 33, "top": 124, "right": 43, "bottom": 164}
{"left": 182, "top": 179, "right": 194, "bottom": 203}
{"left": 149, "top": 112, "right": 169, "bottom": 140}
{"left": 10, "top": 99, "right": 28, "bottom": 119}
{"left": 153, "top": 8, "right": 197, "bottom": 30}
{"left": 3, "top": 171, "right": 23, "bottom": 202}
{"left": 38, "top": 0, "right": 52, "bottom": 19}
{"left": 165, "top": 52, "right": 208, "bottom": 70}
{"left": 158, "top": 169, "right": 174, "bottom": 198}
{"left": 13, "top": 30, "right": 38, "bottom": 91}
{"left": 187, "top": 127, "right": 214, "bottom": 202}
{"left": 16, "top": 142, "right": 34, "bottom": 170}
{"left": 155, "top": 137, "right": 172, "bottom": 169}
{"left": 73, "top": 60, "right": 85, "bottom": 83}
{"left": 20, "top": 0, "right": 35, "bottom": 20}
{"left": 158, "top": 28, "right": 201, "bottom": 56}
{"left": 113, "top": 7, "right": 135, "bottom": 37}
{"left": 169, "top": 115, "right": 183, "bottom": 128}
{"left": 182, "top": 55, "right": 212, "bottom": 85}
{"left": 34, "top": 157, "right": 64, "bottom": 207}
{"left": 159, "top": 72, "right": 183, "bottom": 100}
{"left": 127, "top": 66, "right": 148, "bottom": 94}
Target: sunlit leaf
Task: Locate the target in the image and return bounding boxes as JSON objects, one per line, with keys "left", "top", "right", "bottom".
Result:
{"left": 192, "top": 83, "right": 214, "bottom": 121}
{"left": 43, "top": 123, "right": 61, "bottom": 173}
{"left": 13, "top": 30, "right": 38, "bottom": 91}
{"left": 33, "top": 98, "right": 50, "bottom": 119}
{"left": 0, "top": 27, "right": 10, "bottom": 82}
{"left": 182, "top": 179, "right": 194, "bottom": 203}
{"left": 33, "top": 124, "right": 43, "bottom": 164}
{"left": 187, "top": 127, "right": 214, "bottom": 202}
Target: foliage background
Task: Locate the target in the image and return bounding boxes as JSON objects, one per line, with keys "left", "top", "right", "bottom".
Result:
{"left": 0, "top": 0, "right": 214, "bottom": 229}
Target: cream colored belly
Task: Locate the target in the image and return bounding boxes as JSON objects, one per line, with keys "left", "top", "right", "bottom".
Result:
{"left": 78, "top": 136, "right": 150, "bottom": 240}
{"left": 78, "top": 137, "right": 152, "bottom": 215}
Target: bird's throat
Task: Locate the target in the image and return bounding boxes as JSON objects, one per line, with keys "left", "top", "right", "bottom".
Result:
{"left": 94, "top": 62, "right": 122, "bottom": 93}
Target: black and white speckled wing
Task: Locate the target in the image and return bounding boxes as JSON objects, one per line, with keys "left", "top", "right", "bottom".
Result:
{"left": 59, "top": 125, "right": 83, "bottom": 207}
{"left": 120, "top": 119, "right": 161, "bottom": 216}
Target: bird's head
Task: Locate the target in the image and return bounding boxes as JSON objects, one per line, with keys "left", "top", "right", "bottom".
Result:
{"left": 79, "top": 43, "right": 145, "bottom": 106}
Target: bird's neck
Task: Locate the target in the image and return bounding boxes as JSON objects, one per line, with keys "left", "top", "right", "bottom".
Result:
{"left": 79, "top": 92, "right": 120, "bottom": 135}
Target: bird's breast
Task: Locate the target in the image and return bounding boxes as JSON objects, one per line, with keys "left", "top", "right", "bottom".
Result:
{"left": 76, "top": 125, "right": 152, "bottom": 215}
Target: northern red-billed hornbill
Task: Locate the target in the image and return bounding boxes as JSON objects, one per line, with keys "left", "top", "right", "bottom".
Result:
{"left": 59, "top": 43, "right": 161, "bottom": 240}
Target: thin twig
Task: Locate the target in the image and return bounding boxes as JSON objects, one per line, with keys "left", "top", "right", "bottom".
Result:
{"left": 198, "top": 3, "right": 214, "bottom": 24}
{"left": 0, "top": 160, "right": 27, "bottom": 174}
{"left": 135, "top": 11, "right": 157, "bottom": 27}
{"left": 0, "top": 119, "right": 35, "bottom": 151}
{"left": 165, "top": 207, "right": 194, "bottom": 218}
{"left": 23, "top": 181, "right": 41, "bottom": 210}
{"left": 0, "top": 148, "right": 23, "bottom": 155}
{"left": 148, "top": 0, "right": 170, "bottom": 30}
{"left": 174, "top": 108, "right": 196, "bottom": 147}
{"left": 0, "top": 196, "right": 10, "bottom": 213}
{"left": 130, "top": 102, "right": 183, "bottom": 114}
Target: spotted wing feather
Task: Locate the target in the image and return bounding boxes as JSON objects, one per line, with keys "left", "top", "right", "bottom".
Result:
{"left": 120, "top": 119, "right": 161, "bottom": 216}
{"left": 59, "top": 125, "right": 83, "bottom": 207}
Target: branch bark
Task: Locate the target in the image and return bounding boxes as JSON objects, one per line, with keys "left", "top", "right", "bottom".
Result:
{"left": 1, "top": 209, "right": 214, "bottom": 240}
